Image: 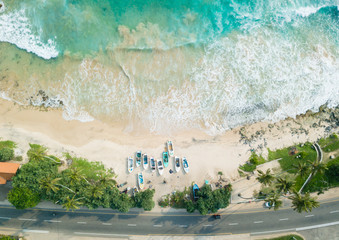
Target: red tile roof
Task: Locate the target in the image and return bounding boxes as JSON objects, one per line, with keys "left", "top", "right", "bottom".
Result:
{"left": 0, "top": 162, "right": 20, "bottom": 174}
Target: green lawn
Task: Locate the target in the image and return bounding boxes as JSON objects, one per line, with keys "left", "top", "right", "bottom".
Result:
{"left": 239, "top": 152, "right": 265, "bottom": 172}
{"left": 0, "top": 140, "right": 16, "bottom": 149}
{"left": 319, "top": 133, "right": 339, "bottom": 152}
{"left": 259, "top": 234, "right": 303, "bottom": 240}
{"left": 268, "top": 142, "right": 317, "bottom": 173}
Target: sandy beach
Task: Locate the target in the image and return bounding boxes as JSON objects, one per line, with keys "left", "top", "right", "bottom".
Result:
{"left": 0, "top": 98, "right": 338, "bottom": 205}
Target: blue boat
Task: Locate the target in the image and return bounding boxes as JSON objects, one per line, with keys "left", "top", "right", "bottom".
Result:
{"left": 163, "top": 151, "right": 169, "bottom": 168}
{"left": 193, "top": 184, "right": 199, "bottom": 200}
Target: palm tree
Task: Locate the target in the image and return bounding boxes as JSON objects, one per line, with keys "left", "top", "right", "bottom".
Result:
{"left": 85, "top": 184, "right": 104, "bottom": 199}
{"left": 39, "top": 177, "right": 61, "bottom": 195}
{"left": 64, "top": 167, "right": 84, "bottom": 186}
{"left": 276, "top": 177, "right": 294, "bottom": 195}
{"left": 97, "top": 173, "right": 116, "bottom": 189}
{"left": 256, "top": 169, "right": 275, "bottom": 186}
{"left": 27, "top": 144, "right": 47, "bottom": 161}
{"left": 265, "top": 192, "right": 283, "bottom": 211}
{"left": 62, "top": 195, "right": 84, "bottom": 211}
{"left": 288, "top": 190, "right": 320, "bottom": 213}
{"left": 308, "top": 160, "right": 327, "bottom": 176}
{"left": 293, "top": 162, "right": 310, "bottom": 178}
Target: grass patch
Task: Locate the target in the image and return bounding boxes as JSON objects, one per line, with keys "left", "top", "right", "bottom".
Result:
{"left": 259, "top": 234, "right": 303, "bottom": 240}
{"left": 268, "top": 142, "right": 317, "bottom": 173}
{"left": 0, "top": 140, "right": 16, "bottom": 150}
{"left": 319, "top": 133, "right": 339, "bottom": 152}
{"left": 239, "top": 152, "right": 265, "bottom": 172}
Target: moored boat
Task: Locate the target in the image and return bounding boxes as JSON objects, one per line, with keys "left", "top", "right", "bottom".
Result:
{"left": 193, "top": 184, "right": 199, "bottom": 200}
{"left": 167, "top": 140, "right": 174, "bottom": 157}
{"left": 157, "top": 159, "right": 164, "bottom": 175}
{"left": 174, "top": 156, "right": 180, "bottom": 172}
{"left": 136, "top": 151, "right": 142, "bottom": 167}
{"left": 182, "top": 157, "right": 189, "bottom": 173}
{"left": 128, "top": 157, "right": 134, "bottom": 173}
{"left": 138, "top": 172, "right": 144, "bottom": 189}
{"left": 150, "top": 157, "right": 156, "bottom": 172}
{"left": 143, "top": 153, "right": 149, "bottom": 170}
{"left": 163, "top": 151, "right": 169, "bottom": 168}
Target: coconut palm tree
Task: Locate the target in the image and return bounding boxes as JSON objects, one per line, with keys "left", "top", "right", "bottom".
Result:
{"left": 64, "top": 167, "right": 84, "bottom": 186}
{"left": 27, "top": 144, "right": 47, "bottom": 161}
{"left": 276, "top": 177, "right": 294, "bottom": 195}
{"left": 265, "top": 192, "right": 283, "bottom": 211}
{"left": 288, "top": 190, "right": 319, "bottom": 213}
{"left": 308, "top": 160, "right": 327, "bottom": 176}
{"left": 97, "top": 173, "right": 116, "bottom": 189}
{"left": 293, "top": 162, "right": 310, "bottom": 178}
{"left": 256, "top": 169, "right": 275, "bottom": 186}
{"left": 62, "top": 195, "right": 84, "bottom": 211}
{"left": 39, "top": 177, "right": 61, "bottom": 195}
{"left": 85, "top": 184, "right": 104, "bottom": 199}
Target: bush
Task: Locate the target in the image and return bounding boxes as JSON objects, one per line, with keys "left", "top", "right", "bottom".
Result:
{"left": 8, "top": 187, "right": 40, "bottom": 209}
{"left": 326, "top": 158, "right": 339, "bottom": 186}
{"left": 134, "top": 189, "right": 155, "bottom": 211}
{"left": 185, "top": 200, "right": 196, "bottom": 213}
{"left": 158, "top": 195, "right": 170, "bottom": 207}
{"left": 0, "top": 140, "right": 16, "bottom": 149}
{"left": 239, "top": 163, "right": 256, "bottom": 172}
{"left": 0, "top": 147, "right": 14, "bottom": 162}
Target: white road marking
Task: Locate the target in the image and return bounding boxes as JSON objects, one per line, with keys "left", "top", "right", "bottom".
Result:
{"left": 229, "top": 223, "right": 239, "bottom": 225}
{"left": 330, "top": 210, "right": 339, "bottom": 214}
{"left": 128, "top": 224, "right": 137, "bottom": 227}
{"left": 254, "top": 221, "right": 263, "bottom": 224}
{"left": 77, "top": 222, "right": 87, "bottom": 224}
{"left": 203, "top": 224, "right": 213, "bottom": 227}
{"left": 22, "top": 229, "right": 49, "bottom": 234}
{"left": 102, "top": 223, "right": 112, "bottom": 225}
{"left": 179, "top": 225, "right": 188, "bottom": 228}
{"left": 296, "top": 221, "right": 339, "bottom": 231}
{"left": 19, "top": 218, "right": 37, "bottom": 221}
{"left": 279, "top": 218, "right": 289, "bottom": 221}
{"left": 44, "top": 220, "right": 61, "bottom": 223}
{"left": 153, "top": 225, "right": 163, "bottom": 227}
{"left": 305, "top": 215, "right": 314, "bottom": 218}
{"left": 252, "top": 228, "right": 295, "bottom": 235}
{"left": 0, "top": 217, "right": 11, "bottom": 220}
{"left": 74, "top": 232, "right": 128, "bottom": 237}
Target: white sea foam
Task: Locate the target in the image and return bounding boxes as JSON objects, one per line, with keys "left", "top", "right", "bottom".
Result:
{"left": 0, "top": 9, "right": 58, "bottom": 59}
{"left": 295, "top": 6, "right": 325, "bottom": 17}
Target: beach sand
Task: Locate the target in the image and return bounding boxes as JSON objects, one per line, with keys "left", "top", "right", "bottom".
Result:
{"left": 0, "top": 98, "right": 338, "bottom": 206}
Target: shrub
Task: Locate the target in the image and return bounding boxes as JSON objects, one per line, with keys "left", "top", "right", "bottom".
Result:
{"left": 0, "top": 140, "right": 16, "bottom": 149}
{"left": 158, "top": 195, "right": 170, "bottom": 207}
{"left": 0, "top": 147, "right": 14, "bottom": 162}
{"left": 134, "top": 189, "right": 155, "bottom": 211}
{"left": 8, "top": 187, "right": 40, "bottom": 209}
{"left": 185, "top": 200, "right": 196, "bottom": 213}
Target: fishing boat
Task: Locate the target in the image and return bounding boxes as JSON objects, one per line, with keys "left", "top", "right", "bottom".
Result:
{"left": 174, "top": 156, "right": 180, "bottom": 172}
{"left": 162, "top": 151, "right": 169, "bottom": 168}
{"left": 143, "top": 153, "right": 149, "bottom": 170}
{"left": 157, "top": 159, "right": 164, "bottom": 175}
{"left": 138, "top": 172, "right": 144, "bottom": 189}
{"left": 193, "top": 184, "right": 199, "bottom": 200}
{"left": 150, "top": 157, "right": 156, "bottom": 172}
{"left": 167, "top": 140, "right": 174, "bottom": 157}
{"left": 128, "top": 157, "right": 134, "bottom": 173}
{"left": 135, "top": 151, "right": 142, "bottom": 167}
{"left": 182, "top": 157, "right": 189, "bottom": 173}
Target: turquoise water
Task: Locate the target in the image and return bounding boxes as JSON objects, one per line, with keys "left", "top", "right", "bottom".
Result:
{"left": 0, "top": 0, "right": 338, "bottom": 134}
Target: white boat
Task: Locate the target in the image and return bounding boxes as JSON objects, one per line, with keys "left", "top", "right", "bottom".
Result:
{"left": 128, "top": 157, "right": 134, "bottom": 173}
{"left": 135, "top": 151, "right": 142, "bottom": 167}
{"left": 167, "top": 140, "right": 174, "bottom": 157}
{"left": 174, "top": 156, "right": 180, "bottom": 173}
{"left": 150, "top": 157, "right": 156, "bottom": 172}
{"left": 182, "top": 157, "right": 189, "bottom": 173}
{"left": 143, "top": 153, "right": 149, "bottom": 170}
{"left": 157, "top": 159, "right": 164, "bottom": 175}
{"left": 138, "top": 172, "right": 144, "bottom": 190}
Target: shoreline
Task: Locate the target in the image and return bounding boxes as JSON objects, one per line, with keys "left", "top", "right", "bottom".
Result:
{"left": 0, "top": 98, "right": 338, "bottom": 203}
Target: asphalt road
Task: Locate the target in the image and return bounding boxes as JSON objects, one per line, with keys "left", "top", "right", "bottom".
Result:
{"left": 0, "top": 200, "right": 338, "bottom": 238}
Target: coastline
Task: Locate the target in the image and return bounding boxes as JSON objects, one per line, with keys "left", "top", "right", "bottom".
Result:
{"left": 0, "top": 98, "right": 338, "bottom": 204}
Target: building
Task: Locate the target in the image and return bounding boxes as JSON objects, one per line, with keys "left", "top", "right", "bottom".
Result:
{"left": 0, "top": 162, "right": 20, "bottom": 184}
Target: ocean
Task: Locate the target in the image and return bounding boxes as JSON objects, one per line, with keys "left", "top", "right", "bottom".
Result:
{"left": 0, "top": 0, "right": 338, "bottom": 135}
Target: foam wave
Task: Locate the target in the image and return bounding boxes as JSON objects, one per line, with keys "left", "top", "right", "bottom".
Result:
{"left": 0, "top": 9, "right": 58, "bottom": 59}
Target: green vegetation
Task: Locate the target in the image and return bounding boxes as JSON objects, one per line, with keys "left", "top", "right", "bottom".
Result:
{"left": 160, "top": 184, "right": 232, "bottom": 215}
{"left": 9, "top": 144, "right": 155, "bottom": 212}
{"left": 0, "top": 235, "right": 21, "bottom": 240}
{"left": 289, "top": 190, "right": 319, "bottom": 213}
{"left": 0, "top": 140, "right": 16, "bottom": 162}
{"left": 268, "top": 142, "right": 317, "bottom": 173}
{"left": 239, "top": 152, "right": 265, "bottom": 172}
{"left": 259, "top": 234, "right": 303, "bottom": 240}
{"left": 319, "top": 133, "right": 339, "bottom": 152}
{"left": 7, "top": 187, "right": 40, "bottom": 209}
